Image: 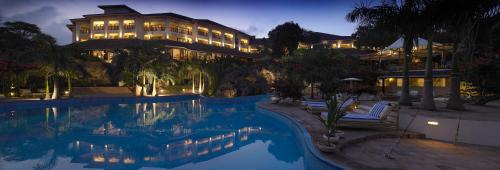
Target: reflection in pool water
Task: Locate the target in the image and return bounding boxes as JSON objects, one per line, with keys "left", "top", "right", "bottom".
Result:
{"left": 0, "top": 97, "right": 340, "bottom": 170}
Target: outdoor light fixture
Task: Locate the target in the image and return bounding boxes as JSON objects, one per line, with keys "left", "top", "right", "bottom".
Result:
{"left": 427, "top": 121, "right": 439, "bottom": 126}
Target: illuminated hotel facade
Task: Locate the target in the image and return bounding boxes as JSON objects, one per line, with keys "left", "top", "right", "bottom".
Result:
{"left": 67, "top": 5, "right": 257, "bottom": 62}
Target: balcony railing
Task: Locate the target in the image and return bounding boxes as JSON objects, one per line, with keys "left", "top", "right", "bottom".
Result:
{"left": 224, "top": 36, "right": 233, "bottom": 42}
{"left": 171, "top": 27, "right": 192, "bottom": 35}
{"left": 198, "top": 31, "right": 208, "bottom": 36}
{"left": 79, "top": 29, "right": 90, "bottom": 34}
{"left": 108, "top": 25, "right": 119, "bottom": 30}
{"left": 123, "top": 24, "right": 135, "bottom": 30}
{"left": 212, "top": 34, "right": 221, "bottom": 39}
{"left": 93, "top": 25, "right": 104, "bottom": 30}
{"left": 144, "top": 25, "right": 165, "bottom": 31}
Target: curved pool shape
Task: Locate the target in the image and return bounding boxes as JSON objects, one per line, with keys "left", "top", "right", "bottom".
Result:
{"left": 0, "top": 95, "right": 341, "bottom": 170}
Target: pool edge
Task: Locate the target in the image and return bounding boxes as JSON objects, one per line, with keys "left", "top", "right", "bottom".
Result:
{"left": 256, "top": 103, "right": 347, "bottom": 170}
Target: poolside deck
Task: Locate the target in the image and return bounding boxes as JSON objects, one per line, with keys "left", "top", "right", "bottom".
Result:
{"left": 258, "top": 101, "right": 500, "bottom": 170}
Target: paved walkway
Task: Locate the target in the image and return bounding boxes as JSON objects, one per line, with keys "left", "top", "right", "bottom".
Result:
{"left": 258, "top": 101, "right": 500, "bottom": 170}
{"left": 343, "top": 138, "right": 500, "bottom": 170}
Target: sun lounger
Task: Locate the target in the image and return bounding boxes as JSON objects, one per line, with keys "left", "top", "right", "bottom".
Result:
{"left": 306, "top": 97, "right": 356, "bottom": 113}
{"left": 321, "top": 101, "right": 399, "bottom": 130}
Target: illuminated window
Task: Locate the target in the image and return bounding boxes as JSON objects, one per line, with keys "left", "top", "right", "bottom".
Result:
{"left": 79, "top": 25, "right": 90, "bottom": 34}
{"left": 212, "top": 30, "right": 221, "bottom": 39}
{"left": 79, "top": 38, "right": 88, "bottom": 42}
{"left": 433, "top": 78, "right": 446, "bottom": 87}
{"left": 198, "top": 27, "right": 208, "bottom": 36}
{"left": 93, "top": 21, "right": 104, "bottom": 30}
{"left": 92, "top": 34, "right": 105, "bottom": 39}
{"left": 197, "top": 38, "right": 209, "bottom": 45}
{"left": 172, "top": 48, "right": 181, "bottom": 60}
{"left": 397, "top": 78, "right": 403, "bottom": 87}
{"left": 176, "top": 37, "right": 192, "bottom": 43}
{"left": 108, "top": 33, "right": 119, "bottom": 39}
{"left": 123, "top": 33, "right": 135, "bottom": 39}
{"left": 410, "top": 78, "right": 424, "bottom": 87}
{"left": 212, "top": 41, "right": 222, "bottom": 47}
{"left": 123, "top": 20, "right": 135, "bottom": 30}
{"left": 225, "top": 43, "right": 234, "bottom": 49}
{"left": 144, "top": 34, "right": 164, "bottom": 40}
{"left": 224, "top": 33, "right": 233, "bottom": 41}
{"left": 170, "top": 25, "right": 191, "bottom": 34}
{"left": 240, "top": 39, "right": 248, "bottom": 46}
{"left": 144, "top": 22, "right": 165, "bottom": 31}
{"left": 108, "top": 20, "right": 119, "bottom": 30}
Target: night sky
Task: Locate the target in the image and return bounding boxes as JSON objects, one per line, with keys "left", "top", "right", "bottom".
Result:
{"left": 0, "top": 0, "right": 358, "bottom": 45}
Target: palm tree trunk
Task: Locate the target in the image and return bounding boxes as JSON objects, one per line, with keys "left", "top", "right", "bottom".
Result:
{"left": 152, "top": 77, "right": 157, "bottom": 96}
{"left": 51, "top": 77, "right": 59, "bottom": 99}
{"left": 45, "top": 76, "right": 50, "bottom": 100}
{"left": 310, "top": 81, "right": 315, "bottom": 99}
{"left": 399, "top": 36, "right": 412, "bottom": 106}
{"left": 142, "top": 76, "right": 147, "bottom": 96}
{"left": 67, "top": 77, "right": 72, "bottom": 97}
{"left": 447, "top": 44, "right": 465, "bottom": 110}
{"left": 191, "top": 74, "right": 195, "bottom": 93}
{"left": 198, "top": 72, "right": 203, "bottom": 93}
{"left": 422, "top": 37, "right": 436, "bottom": 110}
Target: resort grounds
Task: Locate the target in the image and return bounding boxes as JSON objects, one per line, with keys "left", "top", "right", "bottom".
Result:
{"left": 259, "top": 99, "right": 500, "bottom": 170}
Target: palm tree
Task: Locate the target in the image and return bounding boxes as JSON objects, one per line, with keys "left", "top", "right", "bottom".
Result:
{"left": 112, "top": 42, "right": 163, "bottom": 96}
{"left": 434, "top": 0, "right": 499, "bottom": 110}
{"left": 420, "top": 0, "right": 441, "bottom": 110}
{"left": 346, "top": 0, "right": 423, "bottom": 106}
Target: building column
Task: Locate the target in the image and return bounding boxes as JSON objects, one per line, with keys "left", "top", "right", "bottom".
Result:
{"left": 104, "top": 20, "right": 108, "bottom": 38}
{"left": 221, "top": 32, "right": 225, "bottom": 47}
{"left": 90, "top": 19, "right": 94, "bottom": 39}
{"left": 208, "top": 28, "right": 212, "bottom": 44}
{"left": 192, "top": 23, "right": 198, "bottom": 43}
{"left": 237, "top": 36, "right": 241, "bottom": 51}
{"left": 119, "top": 19, "right": 123, "bottom": 38}
{"left": 74, "top": 23, "right": 80, "bottom": 42}
{"left": 165, "top": 19, "right": 170, "bottom": 39}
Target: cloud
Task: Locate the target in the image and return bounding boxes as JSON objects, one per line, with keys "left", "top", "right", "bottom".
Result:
{"left": 245, "top": 25, "right": 267, "bottom": 38}
{"left": 4, "top": 6, "right": 72, "bottom": 45}
{"left": 6, "top": 6, "right": 59, "bottom": 27}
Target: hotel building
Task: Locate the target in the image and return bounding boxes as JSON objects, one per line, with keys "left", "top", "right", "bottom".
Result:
{"left": 298, "top": 31, "right": 356, "bottom": 49}
{"left": 67, "top": 5, "right": 257, "bottom": 62}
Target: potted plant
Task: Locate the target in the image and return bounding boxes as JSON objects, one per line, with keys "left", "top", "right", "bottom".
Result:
{"left": 317, "top": 95, "right": 347, "bottom": 151}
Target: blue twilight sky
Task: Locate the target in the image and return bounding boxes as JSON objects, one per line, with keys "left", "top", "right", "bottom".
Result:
{"left": 0, "top": 0, "right": 360, "bottom": 45}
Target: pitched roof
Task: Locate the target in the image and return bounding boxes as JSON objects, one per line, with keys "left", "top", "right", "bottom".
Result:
{"left": 311, "top": 31, "right": 352, "bottom": 41}
{"left": 98, "top": 5, "right": 141, "bottom": 14}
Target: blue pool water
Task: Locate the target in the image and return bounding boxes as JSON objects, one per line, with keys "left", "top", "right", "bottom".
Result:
{"left": 0, "top": 95, "right": 341, "bottom": 170}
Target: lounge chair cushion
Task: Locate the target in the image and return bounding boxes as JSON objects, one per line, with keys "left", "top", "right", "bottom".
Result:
{"left": 321, "top": 112, "right": 379, "bottom": 121}
{"left": 368, "top": 101, "right": 390, "bottom": 118}
{"left": 343, "top": 113, "right": 379, "bottom": 120}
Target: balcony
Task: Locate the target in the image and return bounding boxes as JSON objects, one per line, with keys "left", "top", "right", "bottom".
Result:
{"left": 171, "top": 27, "right": 192, "bottom": 35}
{"left": 93, "top": 25, "right": 104, "bottom": 30}
{"left": 224, "top": 36, "right": 233, "bottom": 42}
{"left": 108, "top": 25, "right": 119, "bottom": 30}
{"left": 79, "top": 29, "right": 90, "bottom": 34}
{"left": 144, "top": 25, "right": 165, "bottom": 31}
{"left": 198, "top": 31, "right": 208, "bottom": 37}
{"left": 123, "top": 24, "right": 135, "bottom": 30}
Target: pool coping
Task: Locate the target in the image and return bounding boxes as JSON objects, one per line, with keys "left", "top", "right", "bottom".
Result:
{"left": 256, "top": 103, "right": 347, "bottom": 170}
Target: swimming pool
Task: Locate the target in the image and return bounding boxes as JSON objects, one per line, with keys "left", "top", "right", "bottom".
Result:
{"left": 0, "top": 95, "right": 342, "bottom": 170}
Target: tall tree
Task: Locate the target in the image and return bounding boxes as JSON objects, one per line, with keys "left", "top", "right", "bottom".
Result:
{"left": 347, "top": 0, "right": 424, "bottom": 106}
{"left": 436, "top": 0, "right": 499, "bottom": 110}
{"left": 268, "top": 22, "right": 304, "bottom": 58}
